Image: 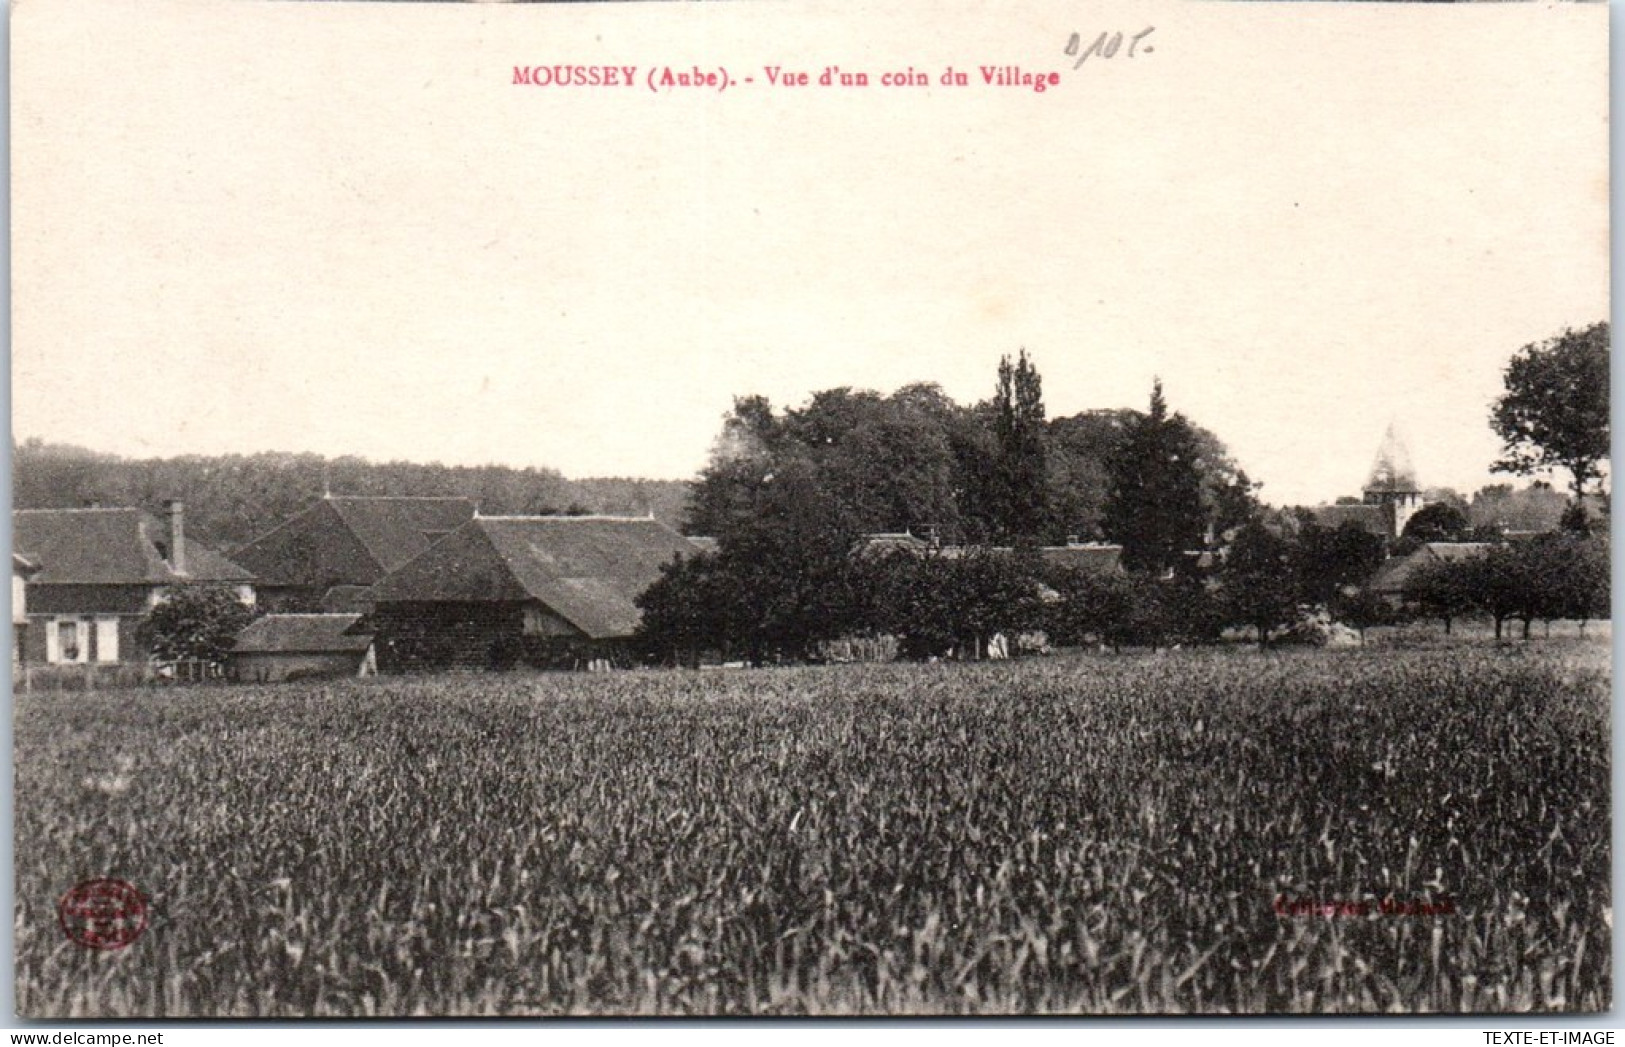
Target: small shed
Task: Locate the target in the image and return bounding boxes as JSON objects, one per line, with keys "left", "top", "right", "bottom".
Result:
{"left": 231, "top": 613, "right": 376, "bottom": 683}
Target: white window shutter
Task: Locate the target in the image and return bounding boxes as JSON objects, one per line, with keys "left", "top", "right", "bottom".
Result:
{"left": 95, "top": 619, "right": 119, "bottom": 664}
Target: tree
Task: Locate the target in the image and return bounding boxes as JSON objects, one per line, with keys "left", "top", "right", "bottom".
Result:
{"left": 684, "top": 396, "right": 783, "bottom": 539}
{"left": 1403, "top": 557, "right": 1477, "bottom": 636}
{"left": 868, "top": 548, "right": 1046, "bottom": 660}
{"left": 991, "top": 350, "right": 1048, "bottom": 542}
{"left": 1401, "top": 502, "right": 1469, "bottom": 543}
{"left": 1044, "top": 566, "right": 1134, "bottom": 647}
{"left": 1468, "top": 481, "right": 1573, "bottom": 535}
{"left": 712, "top": 455, "right": 864, "bottom": 663}
{"left": 140, "top": 584, "right": 257, "bottom": 667}
{"left": 1101, "top": 380, "right": 1207, "bottom": 574}
{"left": 1329, "top": 587, "right": 1393, "bottom": 644}
{"left": 1491, "top": 322, "right": 1610, "bottom": 518}
{"left": 1295, "top": 521, "right": 1386, "bottom": 605}
{"left": 1210, "top": 469, "right": 1263, "bottom": 537}
{"left": 1511, "top": 533, "right": 1610, "bottom": 637}
{"left": 1219, "top": 520, "right": 1300, "bottom": 648}
{"left": 635, "top": 552, "right": 738, "bottom": 666}
{"left": 1461, "top": 547, "right": 1527, "bottom": 642}
{"left": 801, "top": 390, "right": 961, "bottom": 538}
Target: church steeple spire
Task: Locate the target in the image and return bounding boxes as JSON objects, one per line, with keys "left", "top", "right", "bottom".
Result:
{"left": 1365, "top": 421, "right": 1418, "bottom": 495}
{"left": 1362, "top": 422, "right": 1423, "bottom": 538}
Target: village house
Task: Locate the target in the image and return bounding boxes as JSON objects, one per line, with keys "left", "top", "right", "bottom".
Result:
{"left": 13, "top": 553, "right": 39, "bottom": 666}
{"left": 12, "top": 503, "right": 254, "bottom": 666}
{"left": 363, "top": 514, "right": 702, "bottom": 671}
{"left": 232, "top": 495, "right": 476, "bottom": 613}
{"left": 230, "top": 613, "right": 377, "bottom": 683}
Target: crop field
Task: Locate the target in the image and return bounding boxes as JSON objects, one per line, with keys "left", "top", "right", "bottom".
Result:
{"left": 14, "top": 639, "right": 1611, "bottom": 1016}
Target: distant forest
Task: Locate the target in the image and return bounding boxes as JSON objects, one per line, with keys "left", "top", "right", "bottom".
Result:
{"left": 11, "top": 439, "right": 693, "bottom": 550}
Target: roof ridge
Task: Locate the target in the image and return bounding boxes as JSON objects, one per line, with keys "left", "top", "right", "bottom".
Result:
{"left": 476, "top": 513, "right": 661, "bottom": 522}
{"left": 328, "top": 495, "right": 473, "bottom": 502}
{"left": 255, "top": 612, "right": 361, "bottom": 618}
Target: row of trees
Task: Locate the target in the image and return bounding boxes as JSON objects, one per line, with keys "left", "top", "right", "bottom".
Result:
{"left": 1405, "top": 534, "right": 1610, "bottom": 640}
{"left": 686, "top": 356, "right": 1257, "bottom": 571}
{"left": 637, "top": 520, "right": 1609, "bottom": 664}
{"left": 634, "top": 515, "right": 1374, "bottom": 663}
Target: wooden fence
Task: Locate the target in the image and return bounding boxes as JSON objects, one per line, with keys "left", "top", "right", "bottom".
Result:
{"left": 13, "top": 659, "right": 226, "bottom": 694}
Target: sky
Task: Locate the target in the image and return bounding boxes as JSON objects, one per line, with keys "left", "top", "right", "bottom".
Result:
{"left": 10, "top": 0, "right": 1609, "bottom": 508}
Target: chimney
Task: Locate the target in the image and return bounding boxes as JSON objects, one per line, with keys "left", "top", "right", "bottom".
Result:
{"left": 164, "top": 500, "right": 187, "bottom": 575}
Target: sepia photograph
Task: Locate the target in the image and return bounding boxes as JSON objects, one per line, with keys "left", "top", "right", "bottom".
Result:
{"left": 8, "top": 0, "right": 1610, "bottom": 1018}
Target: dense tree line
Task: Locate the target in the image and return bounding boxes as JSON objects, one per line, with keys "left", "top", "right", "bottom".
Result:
{"left": 634, "top": 515, "right": 1386, "bottom": 664}
{"left": 12, "top": 439, "right": 692, "bottom": 549}
{"left": 638, "top": 513, "right": 1608, "bottom": 665}
{"left": 684, "top": 359, "right": 1251, "bottom": 553}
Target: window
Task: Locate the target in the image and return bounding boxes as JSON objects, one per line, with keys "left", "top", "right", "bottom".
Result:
{"left": 49, "top": 618, "right": 87, "bottom": 664}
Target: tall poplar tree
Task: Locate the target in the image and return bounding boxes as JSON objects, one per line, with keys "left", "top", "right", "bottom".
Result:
{"left": 1101, "top": 379, "right": 1207, "bottom": 573}
{"left": 992, "top": 350, "right": 1048, "bottom": 542}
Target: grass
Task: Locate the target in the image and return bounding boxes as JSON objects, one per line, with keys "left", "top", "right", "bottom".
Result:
{"left": 13, "top": 638, "right": 1610, "bottom": 1015}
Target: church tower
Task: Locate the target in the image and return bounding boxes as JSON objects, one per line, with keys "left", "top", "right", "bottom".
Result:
{"left": 1362, "top": 422, "right": 1423, "bottom": 538}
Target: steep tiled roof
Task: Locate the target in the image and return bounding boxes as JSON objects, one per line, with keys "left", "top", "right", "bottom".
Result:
{"left": 366, "top": 516, "right": 701, "bottom": 639}
{"left": 233, "top": 496, "right": 475, "bottom": 587}
{"left": 1311, "top": 504, "right": 1391, "bottom": 537}
{"left": 326, "top": 497, "right": 476, "bottom": 574}
{"left": 13, "top": 508, "right": 252, "bottom": 585}
{"left": 233, "top": 613, "right": 373, "bottom": 654}
{"left": 1370, "top": 542, "right": 1496, "bottom": 594}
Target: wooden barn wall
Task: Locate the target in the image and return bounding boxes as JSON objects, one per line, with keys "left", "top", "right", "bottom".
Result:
{"left": 370, "top": 601, "right": 629, "bottom": 671}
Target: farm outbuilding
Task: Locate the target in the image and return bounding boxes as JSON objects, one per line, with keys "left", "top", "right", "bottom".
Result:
{"left": 1368, "top": 541, "right": 1496, "bottom": 601}
{"left": 362, "top": 515, "right": 702, "bottom": 671}
{"left": 232, "top": 495, "right": 475, "bottom": 613}
{"left": 230, "top": 613, "right": 377, "bottom": 682}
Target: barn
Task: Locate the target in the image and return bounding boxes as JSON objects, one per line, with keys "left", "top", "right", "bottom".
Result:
{"left": 232, "top": 495, "right": 476, "bottom": 613}
{"left": 362, "top": 515, "right": 701, "bottom": 671}
{"left": 230, "top": 613, "right": 377, "bottom": 683}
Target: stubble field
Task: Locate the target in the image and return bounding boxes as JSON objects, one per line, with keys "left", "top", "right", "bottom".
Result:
{"left": 13, "top": 639, "right": 1611, "bottom": 1016}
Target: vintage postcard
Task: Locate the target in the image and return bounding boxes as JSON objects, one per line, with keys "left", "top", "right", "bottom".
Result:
{"left": 9, "top": 0, "right": 1609, "bottom": 1018}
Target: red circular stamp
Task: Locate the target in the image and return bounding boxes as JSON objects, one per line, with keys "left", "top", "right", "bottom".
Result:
{"left": 57, "top": 878, "right": 149, "bottom": 950}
